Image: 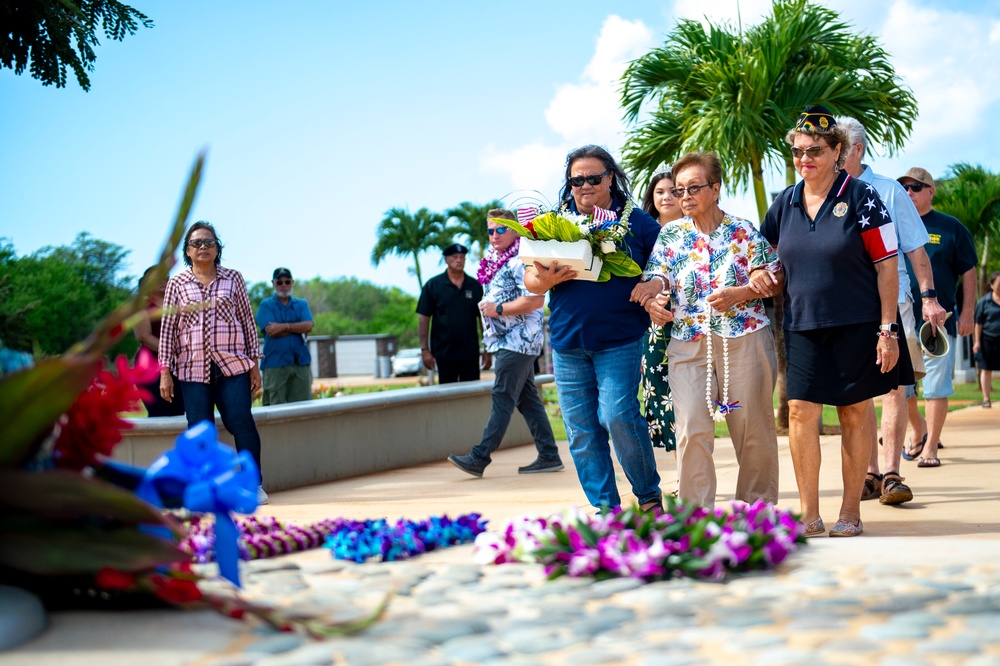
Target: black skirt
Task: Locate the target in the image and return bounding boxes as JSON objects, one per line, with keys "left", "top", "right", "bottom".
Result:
{"left": 978, "top": 335, "right": 1000, "bottom": 371}
{"left": 786, "top": 316, "right": 910, "bottom": 406}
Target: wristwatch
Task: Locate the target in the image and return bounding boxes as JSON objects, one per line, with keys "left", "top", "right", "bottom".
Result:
{"left": 920, "top": 289, "right": 937, "bottom": 299}
{"left": 496, "top": 303, "right": 504, "bottom": 315}
{"left": 879, "top": 323, "right": 900, "bottom": 333}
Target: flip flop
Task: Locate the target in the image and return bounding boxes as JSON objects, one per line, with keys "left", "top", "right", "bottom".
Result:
{"left": 917, "top": 457, "right": 941, "bottom": 468}
{"left": 902, "top": 433, "right": 927, "bottom": 461}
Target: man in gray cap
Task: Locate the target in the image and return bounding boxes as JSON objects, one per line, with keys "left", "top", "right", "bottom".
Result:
{"left": 255, "top": 267, "right": 314, "bottom": 404}
{"left": 416, "top": 244, "right": 490, "bottom": 383}
{"left": 897, "top": 168, "right": 977, "bottom": 468}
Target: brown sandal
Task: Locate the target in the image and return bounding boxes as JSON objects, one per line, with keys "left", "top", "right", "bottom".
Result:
{"left": 879, "top": 472, "right": 913, "bottom": 505}
{"left": 861, "top": 472, "right": 882, "bottom": 501}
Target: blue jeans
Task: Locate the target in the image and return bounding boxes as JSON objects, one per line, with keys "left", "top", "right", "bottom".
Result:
{"left": 470, "top": 349, "right": 559, "bottom": 464}
{"left": 178, "top": 363, "right": 262, "bottom": 482}
{"left": 552, "top": 339, "right": 661, "bottom": 509}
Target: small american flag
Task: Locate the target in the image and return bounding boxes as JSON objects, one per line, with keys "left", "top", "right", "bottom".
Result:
{"left": 517, "top": 206, "right": 539, "bottom": 224}
{"left": 591, "top": 206, "right": 617, "bottom": 224}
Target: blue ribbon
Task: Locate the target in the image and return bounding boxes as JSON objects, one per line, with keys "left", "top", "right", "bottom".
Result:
{"left": 134, "top": 420, "right": 259, "bottom": 587}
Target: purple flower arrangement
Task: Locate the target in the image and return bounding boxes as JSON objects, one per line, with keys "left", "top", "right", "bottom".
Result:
{"left": 179, "top": 513, "right": 488, "bottom": 565}
{"left": 474, "top": 497, "right": 805, "bottom": 582}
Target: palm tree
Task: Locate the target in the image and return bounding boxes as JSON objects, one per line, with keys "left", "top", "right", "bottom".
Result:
{"left": 933, "top": 164, "right": 1000, "bottom": 295}
{"left": 371, "top": 207, "right": 447, "bottom": 290}
{"left": 444, "top": 200, "right": 505, "bottom": 260}
{"left": 621, "top": 0, "right": 917, "bottom": 221}
{"left": 619, "top": 0, "right": 918, "bottom": 429}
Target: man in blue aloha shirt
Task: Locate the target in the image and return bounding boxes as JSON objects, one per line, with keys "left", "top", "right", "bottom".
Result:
{"left": 447, "top": 209, "right": 562, "bottom": 477}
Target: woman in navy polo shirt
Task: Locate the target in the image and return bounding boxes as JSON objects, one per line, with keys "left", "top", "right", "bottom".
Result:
{"left": 523, "top": 145, "right": 663, "bottom": 513}
{"left": 761, "top": 107, "right": 906, "bottom": 538}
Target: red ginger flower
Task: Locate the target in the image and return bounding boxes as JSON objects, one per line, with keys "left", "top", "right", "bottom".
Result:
{"left": 53, "top": 348, "right": 160, "bottom": 470}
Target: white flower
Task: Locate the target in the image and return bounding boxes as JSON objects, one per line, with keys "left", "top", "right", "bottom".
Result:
{"left": 600, "top": 240, "right": 616, "bottom": 254}
{"left": 578, "top": 223, "right": 590, "bottom": 236}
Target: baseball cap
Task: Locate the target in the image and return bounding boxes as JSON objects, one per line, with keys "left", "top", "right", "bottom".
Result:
{"left": 272, "top": 267, "right": 292, "bottom": 280}
{"left": 898, "top": 167, "right": 934, "bottom": 188}
{"left": 442, "top": 244, "right": 469, "bottom": 257}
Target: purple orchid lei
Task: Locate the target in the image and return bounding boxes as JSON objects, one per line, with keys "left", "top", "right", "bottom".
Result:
{"left": 179, "top": 513, "right": 487, "bottom": 565}
{"left": 476, "top": 237, "right": 520, "bottom": 285}
{"left": 473, "top": 498, "right": 805, "bottom": 582}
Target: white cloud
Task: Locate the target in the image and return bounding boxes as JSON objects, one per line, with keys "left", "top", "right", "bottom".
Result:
{"left": 672, "top": 0, "right": 773, "bottom": 29}
{"left": 481, "top": 15, "right": 654, "bottom": 195}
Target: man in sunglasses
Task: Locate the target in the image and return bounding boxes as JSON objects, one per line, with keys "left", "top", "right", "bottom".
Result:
{"left": 448, "top": 210, "right": 561, "bottom": 477}
{"left": 897, "top": 168, "right": 978, "bottom": 468}
{"left": 255, "top": 267, "right": 314, "bottom": 405}
{"left": 838, "top": 118, "right": 947, "bottom": 505}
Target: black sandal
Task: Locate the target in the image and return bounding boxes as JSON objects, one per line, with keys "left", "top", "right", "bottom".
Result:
{"left": 902, "top": 433, "right": 927, "bottom": 461}
{"left": 861, "top": 472, "right": 882, "bottom": 501}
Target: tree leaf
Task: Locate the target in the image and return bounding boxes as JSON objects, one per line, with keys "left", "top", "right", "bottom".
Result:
{"left": 602, "top": 252, "right": 643, "bottom": 277}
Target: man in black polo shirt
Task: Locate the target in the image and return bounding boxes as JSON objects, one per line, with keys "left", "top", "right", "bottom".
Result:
{"left": 416, "top": 244, "right": 490, "bottom": 383}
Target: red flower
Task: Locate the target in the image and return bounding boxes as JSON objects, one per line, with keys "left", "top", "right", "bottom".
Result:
{"left": 96, "top": 567, "right": 136, "bottom": 590}
{"left": 525, "top": 221, "right": 538, "bottom": 239}
{"left": 150, "top": 575, "right": 203, "bottom": 604}
{"left": 53, "top": 352, "right": 160, "bottom": 469}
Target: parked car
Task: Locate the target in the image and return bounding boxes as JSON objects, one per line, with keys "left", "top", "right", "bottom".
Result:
{"left": 391, "top": 348, "right": 423, "bottom": 377}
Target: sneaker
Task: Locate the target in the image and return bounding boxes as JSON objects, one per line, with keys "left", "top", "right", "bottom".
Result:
{"left": 518, "top": 457, "right": 565, "bottom": 474}
{"left": 257, "top": 486, "right": 269, "bottom": 505}
{"left": 448, "top": 454, "right": 486, "bottom": 478}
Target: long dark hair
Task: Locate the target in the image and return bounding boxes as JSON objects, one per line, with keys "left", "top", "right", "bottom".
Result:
{"left": 641, "top": 170, "right": 673, "bottom": 218}
{"left": 558, "top": 144, "right": 631, "bottom": 209}
{"left": 183, "top": 220, "right": 223, "bottom": 267}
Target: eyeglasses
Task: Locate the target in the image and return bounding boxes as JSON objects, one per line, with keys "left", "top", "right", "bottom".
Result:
{"left": 487, "top": 227, "right": 508, "bottom": 236}
{"left": 569, "top": 170, "right": 610, "bottom": 187}
{"left": 791, "top": 146, "right": 827, "bottom": 160}
{"left": 274, "top": 279, "right": 292, "bottom": 285}
{"left": 670, "top": 183, "right": 715, "bottom": 198}
{"left": 187, "top": 239, "right": 219, "bottom": 249}
{"left": 901, "top": 183, "right": 927, "bottom": 193}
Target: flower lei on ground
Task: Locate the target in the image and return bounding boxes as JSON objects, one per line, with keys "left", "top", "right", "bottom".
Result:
{"left": 476, "top": 236, "right": 520, "bottom": 285}
{"left": 179, "top": 513, "right": 487, "bottom": 564}
{"left": 473, "top": 498, "right": 805, "bottom": 582}
{"left": 502, "top": 201, "right": 642, "bottom": 282}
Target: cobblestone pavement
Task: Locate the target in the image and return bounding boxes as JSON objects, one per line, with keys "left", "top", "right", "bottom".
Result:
{"left": 199, "top": 546, "right": 1000, "bottom": 666}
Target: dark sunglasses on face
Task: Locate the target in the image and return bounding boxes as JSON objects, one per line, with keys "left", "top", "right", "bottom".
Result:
{"left": 487, "top": 227, "right": 508, "bottom": 236}
{"left": 569, "top": 170, "right": 610, "bottom": 187}
{"left": 670, "top": 183, "right": 714, "bottom": 198}
{"left": 274, "top": 278, "right": 292, "bottom": 285}
{"left": 187, "top": 239, "right": 219, "bottom": 249}
{"left": 901, "top": 183, "right": 927, "bottom": 193}
{"left": 791, "top": 146, "right": 826, "bottom": 160}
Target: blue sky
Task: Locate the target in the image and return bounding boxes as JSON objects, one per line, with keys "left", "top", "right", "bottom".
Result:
{"left": 2, "top": 0, "right": 998, "bottom": 296}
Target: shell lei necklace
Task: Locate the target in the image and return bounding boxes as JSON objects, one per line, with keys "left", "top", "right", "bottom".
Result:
{"left": 702, "top": 266, "right": 740, "bottom": 421}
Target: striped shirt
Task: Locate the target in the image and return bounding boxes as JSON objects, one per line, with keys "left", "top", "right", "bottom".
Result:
{"left": 159, "top": 266, "right": 261, "bottom": 382}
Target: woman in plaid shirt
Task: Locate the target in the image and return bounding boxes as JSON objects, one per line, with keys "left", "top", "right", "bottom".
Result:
{"left": 159, "top": 221, "right": 267, "bottom": 503}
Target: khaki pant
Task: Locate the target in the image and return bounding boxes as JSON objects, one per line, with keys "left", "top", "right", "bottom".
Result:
{"left": 667, "top": 327, "right": 779, "bottom": 507}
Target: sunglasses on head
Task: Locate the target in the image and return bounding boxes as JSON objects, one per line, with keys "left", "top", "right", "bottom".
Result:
{"left": 487, "top": 226, "right": 508, "bottom": 236}
{"left": 791, "top": 146, "right": 826, "bottom": 159}
{"left": 187, "top": 239, "right": 219, "bottom": 249}
{"left": 901, "top": 183, "right": 927, "bottom": 193}
{"left": 569, "top": 170, "right": 610, "bottom": 187}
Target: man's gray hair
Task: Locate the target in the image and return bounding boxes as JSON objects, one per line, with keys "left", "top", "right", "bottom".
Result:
{"left": 836, "top": 116, "right": 868, "bottom": 158}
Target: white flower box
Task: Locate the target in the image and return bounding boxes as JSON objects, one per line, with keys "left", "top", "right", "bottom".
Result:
{"left": 518, "top": 238, "right": 603, "bottom": 282}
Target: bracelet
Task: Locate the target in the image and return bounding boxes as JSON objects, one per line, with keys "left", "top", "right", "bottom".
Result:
{"left": 651, "top": 275, "right": 668, "bottom": 294}
{"left": 876, "top": 331, "right": 899, "bottom": 340}
{"left": 920, "top": 289, "right": 937, "bottom": 299}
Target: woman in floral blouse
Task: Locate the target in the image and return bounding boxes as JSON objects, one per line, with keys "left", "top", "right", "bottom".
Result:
{"left": 631, "top": 152, "right": 784, "bottom": 508}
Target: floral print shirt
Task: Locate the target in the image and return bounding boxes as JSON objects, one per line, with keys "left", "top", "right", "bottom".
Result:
{"left": 643, "top": 213, "right": 780, "bottom": 341}
{"left": 482, "top": 258, "right": 544, "bottom": 356}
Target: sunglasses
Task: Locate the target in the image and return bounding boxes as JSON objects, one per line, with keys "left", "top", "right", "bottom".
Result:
{"left": 187, "top": 239, "right": 219, "bottom": 249}
{"left": 274, "top": 278, "right": 292, "bottom": 285}
{"left": 791, "top": 146, "right": 827, "bottom": 160}
{"left": 487, "top": 227, "right": 508, "bottom": 236}
{"left": 670, "top": 183, "right": 714, "bottom": 198}
{"left": 901, "top": 183, "right": 928, "bottom": 193}
{"left": 569, "top": 170, "right": 610, "bottom": 187}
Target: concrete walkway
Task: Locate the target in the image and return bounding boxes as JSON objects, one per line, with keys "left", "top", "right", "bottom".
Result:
{"left": 6, "top": 405, "right": 999, "bottom": 665}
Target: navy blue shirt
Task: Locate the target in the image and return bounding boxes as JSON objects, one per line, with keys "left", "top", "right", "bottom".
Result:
{"left": 416, "top": 271, "right": 483, "bottom": 361}
{"left": 548, "top": 197, "right": 659, "bottom": 352}
{"left": 255, "top": 295, "right": 313, "bottom": 368}
{"left": 905, "top": 209, "right": 977, "bottom": 336}
{"left": 975, "top": 294, "right": 1000, "bottom": 340}
{"left": 761, "top": 171, "right": 898, "bottom": 331}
